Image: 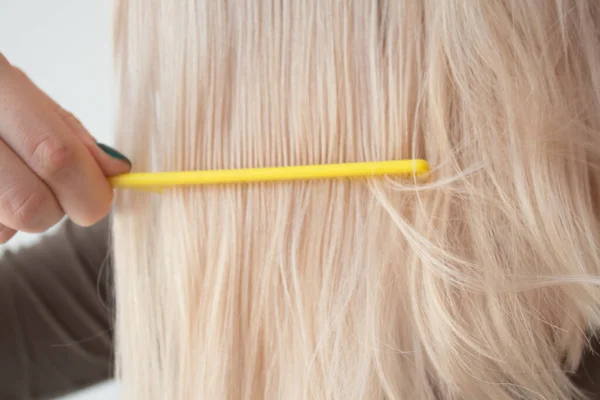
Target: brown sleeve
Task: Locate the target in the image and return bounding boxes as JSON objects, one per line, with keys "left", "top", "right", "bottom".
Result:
{"left": 573, "top": 337, "right": 600, "bottom": 399}
{"left": 0, "top": 217, "right": 113, "bottom": 400}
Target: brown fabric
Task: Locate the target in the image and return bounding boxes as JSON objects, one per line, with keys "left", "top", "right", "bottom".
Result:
{"left": 574, "top": 336, "right": 600, "bottom": 399}
{"left": 0, "top": 217, "right": 599, "bottom": 399}
{"left": 0, "top": 218, "right": 113, "bottom": 400}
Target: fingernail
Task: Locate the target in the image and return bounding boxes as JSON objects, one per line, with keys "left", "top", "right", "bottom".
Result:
{"left": 96, "top": 142, "right": 132, "bottom": 166}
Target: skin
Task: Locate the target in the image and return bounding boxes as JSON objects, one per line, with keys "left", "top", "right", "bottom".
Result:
{"left": 0, "top": 53, "right": 131, "bottom": 243}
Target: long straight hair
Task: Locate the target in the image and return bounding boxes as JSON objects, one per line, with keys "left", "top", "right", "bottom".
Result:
{"left": 112, "top": 1, "right": 600, "bottom": 398}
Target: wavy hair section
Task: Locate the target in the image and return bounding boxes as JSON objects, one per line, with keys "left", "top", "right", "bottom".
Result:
{"left": 112, "top": 1, "right": 600, "bottom": 398}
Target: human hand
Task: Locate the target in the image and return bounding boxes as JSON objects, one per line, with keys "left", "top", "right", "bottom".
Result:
{"left": 0, "top": 53, "right": 131, "bottom": 243}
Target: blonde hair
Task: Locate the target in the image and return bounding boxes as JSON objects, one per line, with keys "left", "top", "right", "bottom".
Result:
{"left": 111, "top": 1, "right": 600, "bottom": 398}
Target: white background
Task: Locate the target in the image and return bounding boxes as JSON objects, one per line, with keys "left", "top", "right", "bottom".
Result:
{"left": 0, "top": 0, "right": 120, "bottom": 398}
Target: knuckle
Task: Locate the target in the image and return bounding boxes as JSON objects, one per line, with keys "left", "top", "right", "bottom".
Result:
{"left": 11, "top": 191, "right": 47, "bottom": 228}
{"left": 61, "top": 109, "right": 80, "bottom": 127}
{"left": 30, "top": 136, "right": 76, "bottom": 179}
{"left": 56, "top": 107, "right": 87, "bottom": 134}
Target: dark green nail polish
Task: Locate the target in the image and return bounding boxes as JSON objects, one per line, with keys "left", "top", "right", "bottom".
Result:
{"left": 96, "top": 142, "right": 132, "bottom": 166}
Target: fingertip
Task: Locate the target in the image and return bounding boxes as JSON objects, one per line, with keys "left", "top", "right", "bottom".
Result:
{"left": 69, "top": 184, "right": 114, "bottom": 227}
{"left": 83, "top": 141, "right": 132, "bottom": 177}
{"left": 96, "top": 142, "right": 132, "bottom": 173}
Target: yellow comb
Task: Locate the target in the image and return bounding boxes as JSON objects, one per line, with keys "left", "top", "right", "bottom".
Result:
{"left": 109, "top": 159, "right": 429, "bottom": 191}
